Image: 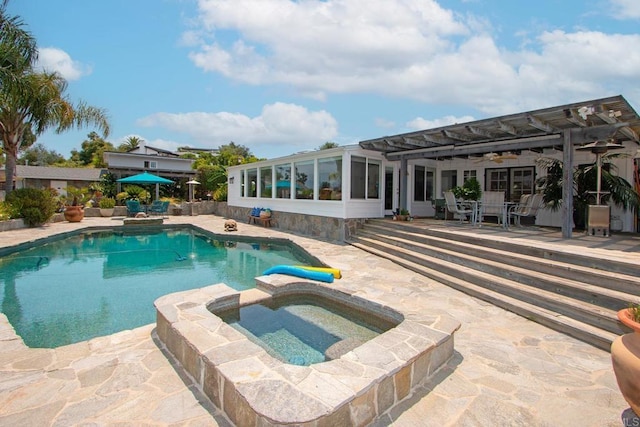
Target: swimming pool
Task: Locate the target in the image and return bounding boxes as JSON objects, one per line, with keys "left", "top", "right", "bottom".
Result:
{"left": 0, "top": 226, "right": 315, "bottom": 348}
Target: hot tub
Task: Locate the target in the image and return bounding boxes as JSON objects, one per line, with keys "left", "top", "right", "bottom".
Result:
{"left": 155, "top": 277, "right": 458, "bottom": 426}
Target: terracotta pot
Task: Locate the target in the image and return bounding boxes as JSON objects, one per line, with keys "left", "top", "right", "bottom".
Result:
{"left": 611, "top": 309, "right": 640, "bottom": 417}
{"left": 63, "top": 206, "right": 85, "bottom": 222}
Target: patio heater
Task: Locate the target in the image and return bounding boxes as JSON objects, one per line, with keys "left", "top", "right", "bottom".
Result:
{"left": 186, "top": 179, "right": 200, "bottom": 216}
{"left": 576, "top": 140, "right": 624, "bottom": 236}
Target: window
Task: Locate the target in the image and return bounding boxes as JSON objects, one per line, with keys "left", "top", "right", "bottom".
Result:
{"left": 144, "top": 161, "right": 157, "bottom": 169}
{"left": 275, "top": 163, "right": 292, "bottom": 199}
{"left": 510, "top": 167, "right": 535, "bottom": 201}
{"left": 367, "top": 160, "right": 380, "bottom": 199}
{"left": 260, "top": 166, "right": 272, "bottom": 198}
{"left": 463, "top": 170, "right": 477, "bottom": 183}
{"left": 441, "top": 170, "right": 458, "bottom": 194}
{"left": 294, "top": 160, "right": 314, "bottom": 199}
{"left": 247, "top": 168, "right": 257, "bottom": 197}
{"left": 486, "top": 169, "right": 508, "bottom": 193}
{"left": 350, "top": 156, "right": 366, "bottom": 199}
{"left": 318, "top": 156, "right": 342, "bottom": 200}
{"left": 414, "top": 165, "right": 425, "bottom": 202}
{"left": 414, "top": 166, "right": 435, "bottom": 201}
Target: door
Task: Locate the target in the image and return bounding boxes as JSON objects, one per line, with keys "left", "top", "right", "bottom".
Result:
{"left": 384, "top": 166, "right": 395, "bottom": 216}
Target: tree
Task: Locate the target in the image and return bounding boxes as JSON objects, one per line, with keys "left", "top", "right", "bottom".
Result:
{"left": 18, "top": 142, "right": 63, "bottom": 165}
{"left": 318, "top": 141, "right": 338, "bottom": 150}
{"left": 69, "top": 131, "right": 114, "bottom": 167}
{"left": 118, "top": 135, "right": 143, "bottom": 152}
{"left": 0, "top": 0, "right": 36, "bottom": 93}
{"left": 0, "top": 70, "right": 110, "bottom": 195}
{"left": 536, "top": 153, "right": 640, "bottom": 229}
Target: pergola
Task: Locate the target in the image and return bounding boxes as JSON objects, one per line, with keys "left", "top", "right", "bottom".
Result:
{"left": 359, "top": 95, "right": 640, "bottom": 238}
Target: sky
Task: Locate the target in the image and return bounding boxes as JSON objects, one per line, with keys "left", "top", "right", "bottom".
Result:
{"left": 8, "top": 0, "right": 640, "bottom": 160}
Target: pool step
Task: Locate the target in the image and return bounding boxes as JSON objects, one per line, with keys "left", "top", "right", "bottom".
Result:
{"left": 347, "top": 220, "right": 637, "bottom": 350}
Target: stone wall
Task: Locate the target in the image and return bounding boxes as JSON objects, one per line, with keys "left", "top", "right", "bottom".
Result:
{"left": 221, "top": 204, "right": 366, "bottom": 242}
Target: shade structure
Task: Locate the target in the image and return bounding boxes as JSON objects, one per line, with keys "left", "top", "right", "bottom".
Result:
{"left": 117, "top": 172, "right": 174, "bottom": 184}
{"left": 117, "top": 172, "right": 174, "bottom": 200}
{"left": 265, "top": 180, "right": 302, "bottom": 189}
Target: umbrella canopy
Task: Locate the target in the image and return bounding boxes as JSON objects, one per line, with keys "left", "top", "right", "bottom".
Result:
{"left": 117, "top": 172, "right": 174, "bottom": 200}
{"left": 265, "top": 180, "right": 302, "bottom": 189}
{"left": 117, "top": 172, "right": 174, "bottom": 184}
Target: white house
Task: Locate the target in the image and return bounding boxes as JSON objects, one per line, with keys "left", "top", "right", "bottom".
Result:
{"left": 227, "top": 95, "right": 640, "bottom": 241}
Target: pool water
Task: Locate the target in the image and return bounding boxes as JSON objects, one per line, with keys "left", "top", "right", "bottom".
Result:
{"left": 0, "top": 228, "right": 310, "bottom": 348}
{"left": 218, "top": 294, "right": 396, "bottom": 366}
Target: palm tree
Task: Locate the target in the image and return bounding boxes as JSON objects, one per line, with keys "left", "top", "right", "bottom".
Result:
{"left": 0, "top": 70, "right": 110, "bottom": 196}
{"left": 119, "top": 135, "right": 143, "bottom": 151}
{"left": 0, "top": 0, "right": 37, "bottom": 91}
{"left": 536, "top": 153, "right": 640, "bottom": 229}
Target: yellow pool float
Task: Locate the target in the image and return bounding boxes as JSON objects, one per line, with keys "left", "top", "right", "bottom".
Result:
{"left": 296, "top": 266, "right": 341, "bottom": 279}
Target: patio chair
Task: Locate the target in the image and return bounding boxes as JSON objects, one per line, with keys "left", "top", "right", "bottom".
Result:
{"left": 126, "top": 200, "right": 145, "bottom": 217}
{"left": 478, "top": 191, "right": 505, "bottom": 226}
{"left": 508, "top": 193, "right": 544, "bottom": 227}
{"left": 444, "top": 191, "right": 473, "bottom": 223}
{"left": 148, "top": 200, "right": 169, "bottom": 217}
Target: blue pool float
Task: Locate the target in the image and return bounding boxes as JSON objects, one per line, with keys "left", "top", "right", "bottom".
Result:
{"left": 263, "top": 265, "right": 334, "bottom": 283}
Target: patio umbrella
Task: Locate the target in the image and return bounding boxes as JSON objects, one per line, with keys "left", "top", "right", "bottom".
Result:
{"left": 117, "top": 172, "right": 174, "bottom": 200}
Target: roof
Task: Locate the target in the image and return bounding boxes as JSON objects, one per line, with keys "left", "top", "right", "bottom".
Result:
{"left": 3, "top": 165, "right": 105, "bottom": 182}
{"left": 359, "top": 95, "right": 640, "bottom": 160}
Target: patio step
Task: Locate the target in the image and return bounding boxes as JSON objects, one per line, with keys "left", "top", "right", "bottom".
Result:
{"left": 359, "top": 221, "right": 640, "bottom": 298}
{"left": 347, "top": 220, "right": 637, "bottom": 350}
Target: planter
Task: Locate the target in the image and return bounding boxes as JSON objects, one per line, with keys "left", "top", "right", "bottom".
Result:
{"left": 63, "top": 206, "right": 84, "bottom": 222}
{"left": 100, "top": 208, "right": 114, "bottom": 217}
{"left": 611, "top": 308, "right": 640, "bottom": 417}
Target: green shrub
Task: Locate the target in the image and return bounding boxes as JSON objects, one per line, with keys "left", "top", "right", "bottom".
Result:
{"left": 99, "top": 197, "right": 116, "bottom": 209}
{"left": 6, "top": 188, "right": 57, "bottom": 227}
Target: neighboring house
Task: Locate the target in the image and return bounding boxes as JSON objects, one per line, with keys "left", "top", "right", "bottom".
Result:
{"left": 103, "top": 145, "right": 196, "bottom": 181}
{"left": 0, "top": 165, "right": 105, "bottom": 199}
{"left": 228, "top": 95, "right": 640, "bottom": 240}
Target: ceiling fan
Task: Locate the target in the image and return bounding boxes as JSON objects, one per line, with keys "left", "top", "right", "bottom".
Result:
{"left": 473, "top": 152, "right": 518, "bottom": 163}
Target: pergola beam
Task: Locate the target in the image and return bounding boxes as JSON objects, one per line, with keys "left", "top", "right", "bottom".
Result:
{"left": 526, "top": 114, "right": 560, "bottom": 133}
{"left": 442, "top": 129, "right": 472, "bottom": 142}
{"left": 466, "top": 125, "right": 496, "bottom": 139}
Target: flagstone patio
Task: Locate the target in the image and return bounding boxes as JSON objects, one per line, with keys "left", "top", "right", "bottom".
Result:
{"left": 0, "top": 215, "right": 633, "bottom": 426}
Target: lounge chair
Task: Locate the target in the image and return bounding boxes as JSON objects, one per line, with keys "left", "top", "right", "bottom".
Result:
{"left": 126, "top": 200, "right": 145, "bottom": 217}
{"left": 148, "top": 200, "right": 169, "bottom": 218}
{"left": 444, "top": 191, "right": 473, "bottom": 223}
{"left": 508, "top": 193, "right": 544, "bottom": 227}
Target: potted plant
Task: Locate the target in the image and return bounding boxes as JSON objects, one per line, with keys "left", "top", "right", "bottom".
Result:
{"left": 63, "top": 195, "right": 84, "bottom": 222}
{"left": 99, "top": 197, "right": 116, "bottom": 217}
{"left": 395, "top": 208, "right": 410, "bottom": 221}
{"left": 451, "top": 178, "right": 482, "bottom": 201}
{"left": 611, "top": 303, "right": 640, "bottom": 417}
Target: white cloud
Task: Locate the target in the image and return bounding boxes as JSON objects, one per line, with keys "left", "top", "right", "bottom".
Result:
{"left": 610, "top": 0, "right": 640, "bottom": 19}
{"left": 185, "top": 0, "right": 640, "bottom": 116}
{"left": 137, "top": 102, "right": 338, "bottom": 154}
{"left": 375, "top": 118, "right": 396, "bottom": 129}
{"left": 406, "top": 115, "right": 475, "bottom": 130}
{"left": 36, "top": 47, "right": 91, "bottom": 81}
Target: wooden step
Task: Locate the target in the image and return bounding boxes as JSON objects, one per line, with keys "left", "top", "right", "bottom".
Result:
{"left": 349, "top": 239, "right": 619, "bottom": 350}
{"left": 360, "top": 222, "right": 640, "bottom": 296}
{"left": 356, "top": 228, "right": 639, "bottom": 309}
{"left": 350, "top": 235, "right": 627, "bottom": 335}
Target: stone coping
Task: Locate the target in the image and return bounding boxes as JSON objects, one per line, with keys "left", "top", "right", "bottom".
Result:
{"left": 154, "top": 275, "right": 460, "bottom": 426}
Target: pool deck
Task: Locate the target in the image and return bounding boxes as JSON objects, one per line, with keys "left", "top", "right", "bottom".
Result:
{"left": 0, "top": 215, "right": 636, "bottom": 426}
